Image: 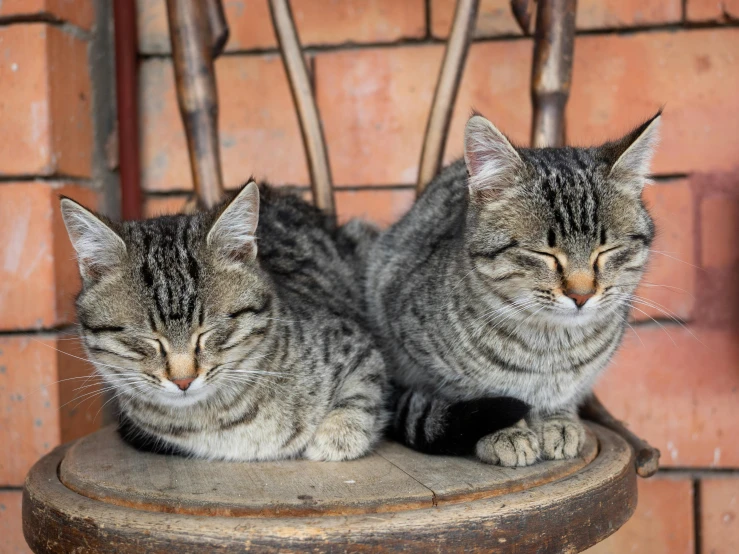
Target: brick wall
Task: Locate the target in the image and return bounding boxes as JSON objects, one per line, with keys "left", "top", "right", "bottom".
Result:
{"left": 0, "top": 2, "right": 115, "bottom": 552}
{"left": 1, "top": 0, "right": 737, "bottom": 551}
{"left": 136, "top": 0, "right": 739, "bottom": 551}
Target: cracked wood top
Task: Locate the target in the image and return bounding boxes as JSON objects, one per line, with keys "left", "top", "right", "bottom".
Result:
{"left": 58, "top": 424, "right": 597, "bottom": 517}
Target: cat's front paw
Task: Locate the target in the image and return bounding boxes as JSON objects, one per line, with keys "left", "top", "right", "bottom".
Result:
{"left": 535, "top": 417, "right": 586, "bottom": 460}
{"left": 475, "top": 425, "right": 540, "bottom": 467}
{"left": 303, "top": 410, "right": 374, "bottom": 462}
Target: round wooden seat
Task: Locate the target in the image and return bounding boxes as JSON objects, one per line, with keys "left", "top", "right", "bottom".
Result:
{"left": 23, "top": 423, "right": 636, "bottom": 553}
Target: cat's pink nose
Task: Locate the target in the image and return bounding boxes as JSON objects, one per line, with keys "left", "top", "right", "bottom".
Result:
{"left": 172, "top": 377, "right": 195, "bottom": 391}
{"left": 566, "top": 291, "right": 595, "bottom": 308}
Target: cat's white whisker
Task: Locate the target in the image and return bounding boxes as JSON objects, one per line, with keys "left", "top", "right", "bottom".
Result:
{"left": 648, "top": 249, "right": 702, "bottom": 270}
{"left": 606, "top": 293, "right": 677, "bottom": 346}
{"left": 30, "top": 338, "right": 142, "bottom": 374}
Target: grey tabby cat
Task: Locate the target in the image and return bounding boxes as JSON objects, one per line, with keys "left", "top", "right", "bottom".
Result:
{"left": 61, "top": 182, "right": 387, "bottom": 461}
{"left": 365, "top": 112, "right": 660, "bottom": 466}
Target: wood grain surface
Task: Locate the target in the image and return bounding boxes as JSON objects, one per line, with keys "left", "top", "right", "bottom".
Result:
{"left": 58, "top": 425, "right": 597, "bottom": 517}
{"left": 24, "top": 424, "right": 636, "bottom": 553}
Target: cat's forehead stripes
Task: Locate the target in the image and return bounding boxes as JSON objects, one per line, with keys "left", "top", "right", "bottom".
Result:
{"left": 127, "top": 215, "right": 203, "bottom": 326}
{"left": 523, "top": 148, "right": 602, "bottom": 241}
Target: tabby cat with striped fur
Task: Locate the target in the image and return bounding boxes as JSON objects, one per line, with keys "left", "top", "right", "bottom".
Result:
{"left": 61, "top": 182, "right": 387, "bottom": 461}
{"left": 365, "top": 112, "right": 660, "bottom": 466}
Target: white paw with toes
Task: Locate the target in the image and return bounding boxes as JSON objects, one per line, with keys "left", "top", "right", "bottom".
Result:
{"left": 535, "top": 417, "right": 586, "bottom": 460}
{"left": 475, "top": 426, "right": 540, "bottom": 467}
{"left": 303, "top": 411, "right": 373, "bottom": 462}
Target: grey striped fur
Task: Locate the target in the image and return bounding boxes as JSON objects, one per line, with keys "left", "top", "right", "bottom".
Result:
{"left": 364, "top": 113, "right": 660, "bottom": 466}
{"left": 61, "top": 182, "right": 388, "bottom": 461}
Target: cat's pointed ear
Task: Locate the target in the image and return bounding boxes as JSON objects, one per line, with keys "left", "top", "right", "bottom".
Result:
{"left": 60, "top": 197, "right": 126, "bottom": 281}
{"left": 464, "top": 114, "right": 523, "bottom": 197}
{"left": 207, "top": 181, "right": 260, "bottom": 263}
{"left": 605, "top": 112, "right": 661, "bottom": 191}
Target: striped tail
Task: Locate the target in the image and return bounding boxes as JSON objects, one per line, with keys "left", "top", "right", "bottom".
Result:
{"left": 390, "top": 388, "right": 530, "bottom": 455}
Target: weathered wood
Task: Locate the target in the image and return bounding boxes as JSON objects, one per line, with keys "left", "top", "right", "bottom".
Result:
{"left": 166, "top": 0, "right": 225, "bottom": 209}
{"left": 24, "top": 424, "right": 636, "bottom": 553}
{"left": 205, "top": 0, "right": 229, "bottom": 57}
{"left": 581, "top": 394, "right": 661, "bottom": 477}
{"left": 511, "top": 0, "right": 536, "bottom": 34}
{"left": 114, "top": 0, "right": 142, "bottom": 220}
{"left": 530, "top": 0, "right": 577, "bottom": 148}
{"left": 416, "top": 0, "right": 479, "bottom": 195}
{"left": 59, "top": 427, "right": 432, "bottom": 517}
{"left": 57, "top": 425, "right": 594, "bottom": 518}
{"left": 377, "top": 425, "right": 597, "bottom": 504}
{"left": 268, "top": 0, "right": 335, "bottom": 215}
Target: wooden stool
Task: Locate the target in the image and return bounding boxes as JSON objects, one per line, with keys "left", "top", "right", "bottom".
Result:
{"left": 23, "top": 423, "right": 636, "bottom": 552}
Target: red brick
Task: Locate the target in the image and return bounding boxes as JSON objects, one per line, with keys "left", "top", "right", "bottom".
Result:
{"left": 144, "top": 189, "right": 417, "bottom": 229}
{"left": 700, "top": 478, "right": 739, "bottom": 554}
{"left": 0, "top": 182, "right": 96, "bottom": 331}
{"left": 585, "top": 477, "right": 694, "bottom": 554}
{"left": 242, "top": 30, "right": 739, "bottom": 189}
{"left": 700, "top": 195, "right": 739, "bottom": 269}
{"left": 0, "top": 491, "right": 31, "bottom": 554}
{"left": 137, "top": 0, "right": 426, "bottom": 54}
{"left": 0, "top": 0, "right": 93, "bottom": 29}
{"left": 47, "top": 26, "right": 92, "bottom": 177}
{"left": 441, "top": 30, "right": 739, "bottom": 178}
{"left": 336, "top": 188, "right": 415, "bottom": 227}
{"left": 442, "top": 39, "right": 535, "bottom": 162}
{"left": 430, "top": 0, "right": 522, "bottom": 38}
{"left": 143, "top": 194, "right": 190, "bottom": 217}
{"left": 431, "top": 0, "right": 680, "bottom": 38}
{"left": 595, "top": 326, "right": 739, "bottom": 467}
{"left": 576, "top": 0, "right": 681, "bottom": 29}
{"left": 568, "top": 30, "right": 739, "bottom": 177}
{"left": 140, "top": 56, "right": 309, "bottom": 192}
{"left": 0, "top": 25, "right": 92, "bottom": 177}
{"left": 0, "top": 335, "right": 101, "bottom": 486}
{"left": 631, "top": 181, "right": 695, "bottom": 322}
{"left": 317, "top": 40, "right": 531, "bottom": 186}
{"left": 687, "top": 0, "right": 739, "bottom": 21}
{"left": 316, "top": 45, "right": 444, "bottom": 186}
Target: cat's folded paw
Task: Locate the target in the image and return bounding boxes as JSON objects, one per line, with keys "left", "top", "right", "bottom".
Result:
{"left": 475, "top": 426, "right": 540, "bottom": 467}
{"left": 536, "top": 417, "right": 586, "bottom": 460}
{"left": 303, "top": 410, "right": 374, "bottom": 462}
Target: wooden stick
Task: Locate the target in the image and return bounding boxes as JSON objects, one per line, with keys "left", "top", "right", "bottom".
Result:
{"left": 510, "top": 0, "right": 536, "bottom": 34}
{"left": 580, "top": 394, "right": 661, "bottom": 478}
{"left": 268, "top": 0, "right": 335, "bottom": 215}
{"left": 114, "top": 0, "right": 142, "bottom": 220}
{"left": 416, "top": 0, "right": 479, "bottom": 196}
{"left": 530, "top": 0, "right": 576, "bottom": 148}
{"left": 205, "top": 0, "right": 229, "bottom": 57}
{"left": 167, "top": 0, "right": 225, "bottom": 209}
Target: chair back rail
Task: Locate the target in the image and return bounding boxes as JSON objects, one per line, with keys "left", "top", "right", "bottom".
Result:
{"left": 166, "top": 0, "right": 225, "bottom": 209}
{"left": 530, "top": 0, "right": 577, "bottom": 148}
{"left": 269, "top": 0, "right": 335, "bottom": 214}
{"left": 416, "top": 0, "right": 479, "bottom": 195}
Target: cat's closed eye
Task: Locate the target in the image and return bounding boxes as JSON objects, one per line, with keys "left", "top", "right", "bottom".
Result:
{"left": 521, "top": 249, "right": 564, "bottom": 272}
{"left": 142, "top": 337, "right": 166, "bottom": 357}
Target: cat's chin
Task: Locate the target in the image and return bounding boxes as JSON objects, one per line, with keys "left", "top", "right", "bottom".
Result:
{"left": 154, "top": 386, "right": 213, "bottom": 407}
{"left": 537, "top": 306, "right": 603, "bottom": 328}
